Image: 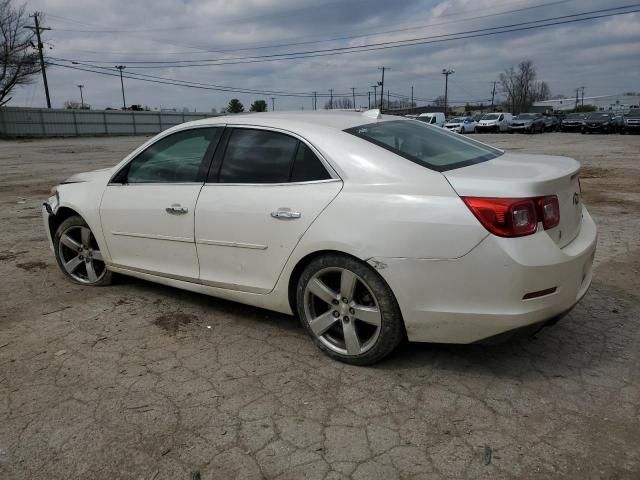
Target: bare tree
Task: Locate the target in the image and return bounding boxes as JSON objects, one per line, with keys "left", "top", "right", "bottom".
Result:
{"left": 432, "top": 95, "right": 446, "bottom": 108}
{"left": 324, "top": 97, "right": 353, "bottom": 109}
{"left": 1, "top": 1, "right": 41, "bottom": 106}
{"left": 499, "top": 60, "right": 550, "bottom": 113}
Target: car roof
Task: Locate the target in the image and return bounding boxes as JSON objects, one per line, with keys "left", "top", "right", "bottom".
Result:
{"left": 183, "top": 110, "right": 403, "bottom": 133}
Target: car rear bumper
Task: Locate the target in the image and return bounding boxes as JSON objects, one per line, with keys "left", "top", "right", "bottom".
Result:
{"left": 369, "top": 206, "right": 597, "bottom": 344}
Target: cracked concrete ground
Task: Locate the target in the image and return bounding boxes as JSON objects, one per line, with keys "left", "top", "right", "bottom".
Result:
{"left": 1, "top": 132, "right": 639, "bottom": 479}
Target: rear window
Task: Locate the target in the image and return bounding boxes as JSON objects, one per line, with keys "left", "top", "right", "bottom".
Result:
{"left": 344, "top": 119, "right": 502, "bottom": 172}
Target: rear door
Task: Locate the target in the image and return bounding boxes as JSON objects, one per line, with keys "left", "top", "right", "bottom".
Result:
{"left": 100, "top": 127, "right": 223, "bottom": 279}
{"left": 195, "top": 127, "right": 342, "bottom": 293}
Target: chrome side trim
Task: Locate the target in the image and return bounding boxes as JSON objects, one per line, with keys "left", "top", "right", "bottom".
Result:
{"left": 111, "top": 231, "right": 193, "bottom": 243}
{"left": 106, "top": 262, "right": 270, "bottom": 294}
{"left": 203, "top": 178, "right": 341, "bottom": 187}
{"left": 196, "top": 239, "right": 267, "bottom": 250}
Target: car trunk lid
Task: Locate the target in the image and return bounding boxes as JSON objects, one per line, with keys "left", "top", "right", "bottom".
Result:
{"left": 443, "top": 152, "right": 582, "bottom": 247}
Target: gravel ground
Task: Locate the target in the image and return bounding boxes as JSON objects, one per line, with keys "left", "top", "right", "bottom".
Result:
{"left": 1, "top": 132, "right": 639, "bottom": 479}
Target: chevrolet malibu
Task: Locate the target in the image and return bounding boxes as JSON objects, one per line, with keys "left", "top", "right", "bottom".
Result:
{"left": 43, "top": 110, "right": 596, "bottom": 365}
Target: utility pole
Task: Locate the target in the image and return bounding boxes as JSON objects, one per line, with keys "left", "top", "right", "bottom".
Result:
{"left": 442, "top": 68, "right": 454, "bottom": 117}
{"left": 411, "top": 86, "right": 414, "bottom": 110}
{"left": 580, "top": 86, "right": 585, "bottom": 107}
{"left": 490, "top": 81, "right": 497, "bottom": 110}
{"left": 115, "top": 65, "right": 127, "bottom": 109}
{"left": 371, "top": 85, "right": 378, "bottom": 110}
{"left": 575, "top": 87, "right": 580, "bottom": 110}
{"left": 351, "top": 87, "right": 356, "bottom": 110}
{"left": 271, "top": 97, "right": 275, "bottom": 111}
{"left": 24, "top": 12, "right": 52, "bottom": 108}
{"left": 77, "top": 84, "right": 84, "bottom": 109}
{"left": 378, "top": 67, "right": 388, "bottom": 111}
{"left": 329, "top": 89, "right": 333, "bottom": 109}
{"left": 312, "top": 91, "right": 317, "bottom": 111}
{"left": 368, "top": 91, "right": 371, "bottom": 109}
{"left": 387, "top": 90, "right": 390, "bottom": 111}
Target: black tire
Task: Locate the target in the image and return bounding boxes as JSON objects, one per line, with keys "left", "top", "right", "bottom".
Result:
{"left": 54, "top": 215, "right": 113, "bottom": 286}
{"left": 296, "top": 253, "right": 405, "bottom": 365}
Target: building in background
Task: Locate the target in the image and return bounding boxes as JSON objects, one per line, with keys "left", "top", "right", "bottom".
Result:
{"left": 534, "top": 93, "right": 640, "bottom": 113}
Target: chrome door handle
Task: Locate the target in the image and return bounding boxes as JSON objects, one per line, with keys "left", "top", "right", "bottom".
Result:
{"left": 271, "top": 209, "right": 301, "bottom": 219}
{"left": 166, "top": 204, "right": 188, "bottom": 215}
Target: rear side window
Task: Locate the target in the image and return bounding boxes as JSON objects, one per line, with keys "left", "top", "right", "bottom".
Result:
{"left": 216, "top": 128, "right": 331, "bottom": 183}
{"left": 121, "top": 128, "right": 221, "bottom": 183}
{"left": 291, "top": 143, "right": 331, "bottom": 182}
{"left": 345, "top": 120, "right": 502, "bottom": 172}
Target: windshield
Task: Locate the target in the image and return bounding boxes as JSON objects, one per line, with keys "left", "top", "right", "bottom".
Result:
{"left": 416, "top": 116, "right": 432, "bottom": 123}
{"left": 515, "top": 114, "right": 535, "bottom": 120}
{"left": 344, "top": 119, "right": 502, "bottom": 172}
{"left": 565, "top": 113, "right": 583, "bottom": 119}
{"left": 482, "top": 114, "right": 500, "bottom": 120}
{"left": 448, "top": 117, "right": 465, "bottom": 124}
{"left": 627, "top": 110, "right": 640, "bottom": 117}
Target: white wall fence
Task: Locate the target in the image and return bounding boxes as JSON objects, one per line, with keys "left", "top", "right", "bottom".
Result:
{"left": 0, "top": 107, "right": 217, "bottom": 138}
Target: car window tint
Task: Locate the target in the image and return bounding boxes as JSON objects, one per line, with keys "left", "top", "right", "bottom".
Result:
{"left": 126, "top": 128, "right": 220, "bottom": 183}
{"left": 219, "top": 129, "right": 298, "bottom": 183}
{"left": 291, "top": 143, "right": 331, "bottom": 182}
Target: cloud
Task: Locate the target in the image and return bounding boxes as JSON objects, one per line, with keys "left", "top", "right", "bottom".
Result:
{"left": 9, "top": 0, "right": 640, "bottom": 110}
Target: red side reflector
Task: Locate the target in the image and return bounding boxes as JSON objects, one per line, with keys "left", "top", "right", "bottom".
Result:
{"left": 523, "top": 287, "right": 557, "bottom": 300}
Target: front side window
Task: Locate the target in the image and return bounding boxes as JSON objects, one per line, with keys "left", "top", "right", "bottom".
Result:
{"left": 123, "top": 128, "right": 221, "bottom": 183}
{"left": 345, "top": 120, "right": 502, "bottom": 172}
{"left": 217, "top": 128, "right": 331, "bottom": 183}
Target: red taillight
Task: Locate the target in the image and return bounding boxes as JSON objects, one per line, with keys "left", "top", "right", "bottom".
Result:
{"left": 536, "top": 196, "right": 560, "bottom": 230}
{"left": 462, "top": 195, "right": 560, "bottom": 238}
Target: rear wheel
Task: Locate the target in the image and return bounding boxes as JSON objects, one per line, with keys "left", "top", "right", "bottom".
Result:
{"left": 54, "top": 215, "right": 112, "bottom": 286}
{"left": 297, "top": 254, "right": 404, "bottom": 365}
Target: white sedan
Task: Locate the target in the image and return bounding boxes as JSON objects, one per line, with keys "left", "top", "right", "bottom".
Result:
{"left": 43, "top": 110, "right": 596, "bottom": 365}
{"left": 444, "top": 116, "right": 477, "bottom": 133}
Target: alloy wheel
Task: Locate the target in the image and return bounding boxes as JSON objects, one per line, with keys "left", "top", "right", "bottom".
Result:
{"left": 303, "top": 267, "right": 382, "bottom": 356}
{"left": 57, "top": 225, "right": 106, "bottom": 284}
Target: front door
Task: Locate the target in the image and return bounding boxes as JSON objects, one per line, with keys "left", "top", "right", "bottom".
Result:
{"left": 195, "top": 127, "right": 342, "bottom": 293}
{"left": 100, "top": 126, "right": 223, "bottom": 280}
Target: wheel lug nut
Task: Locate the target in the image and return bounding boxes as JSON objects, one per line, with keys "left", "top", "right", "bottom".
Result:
{"left": 343, "top": 316, "right": 350, "bottom": 323}
{"left": 332, "top": 299, "right": 339, "bottom": 306}
{"left": 349, "top": 308, "right": 355, "bottom": 315}
{"left": 342, "top": 297, "right": 348, "bottom": 303}
{"left": 332, "top": 311, "right": 340, "bottom": 318}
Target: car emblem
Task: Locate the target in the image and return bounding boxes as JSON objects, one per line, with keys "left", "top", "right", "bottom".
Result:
{"left": 573, "top": 192, "right": 580, "bottom": 205}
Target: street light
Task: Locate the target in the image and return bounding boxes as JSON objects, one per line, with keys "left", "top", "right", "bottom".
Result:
{"left": 77, "top": 84, "right": 84, "bottom": 109}
{"left": 442, "top": 68, "right": 455, "bottom": 117}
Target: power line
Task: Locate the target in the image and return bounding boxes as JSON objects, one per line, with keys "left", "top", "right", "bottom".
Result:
{"left": 46, "top": 0, "right": 578, "bottom": 56}
{"left": 52, "top": 4, "right": 640, "bottom": 68}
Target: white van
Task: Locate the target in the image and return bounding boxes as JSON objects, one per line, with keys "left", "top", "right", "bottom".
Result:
{"left": 476, "top": 112, "right": 512, "bottom": 132}
{"left": 416, "top": 112, "right": 446, "bottom": 127}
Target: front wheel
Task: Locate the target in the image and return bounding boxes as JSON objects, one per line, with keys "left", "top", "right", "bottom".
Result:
{"left": 54, "top": 215, "right": 112, "bottom": 286}
{"left": 296, "top": 254, "right": 405, "bottom": 365}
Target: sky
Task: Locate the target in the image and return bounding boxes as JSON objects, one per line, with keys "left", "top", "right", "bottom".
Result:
{"left": 7, "top": 0, "right": 640, "bottom": 111}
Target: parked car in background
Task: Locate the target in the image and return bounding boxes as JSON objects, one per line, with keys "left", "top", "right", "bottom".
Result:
{"left": 581, "top": 112, "right": 617, "bottom": 134}
{"left": 509, "top": 113, "right": 545, "bottom": 133}
{"left": 476, "top": 112, "right": 512, "bottom": 132}
{"left": 621, "top": 109, "right": 640, "bottom": 134}
{"left": 41, "top": 110, "right": 596, "bottom": 365}
{"left": 559, "top": 113, "right": 585, "bottom": 132}
{"left": 416, "top": 112, "right": 446, "bottom": 127}
{"left": 444, "top": 116, "right": 477, "bottom": 133}
{"left": 542, "top": 114, "right": 559, "bottom": 132}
